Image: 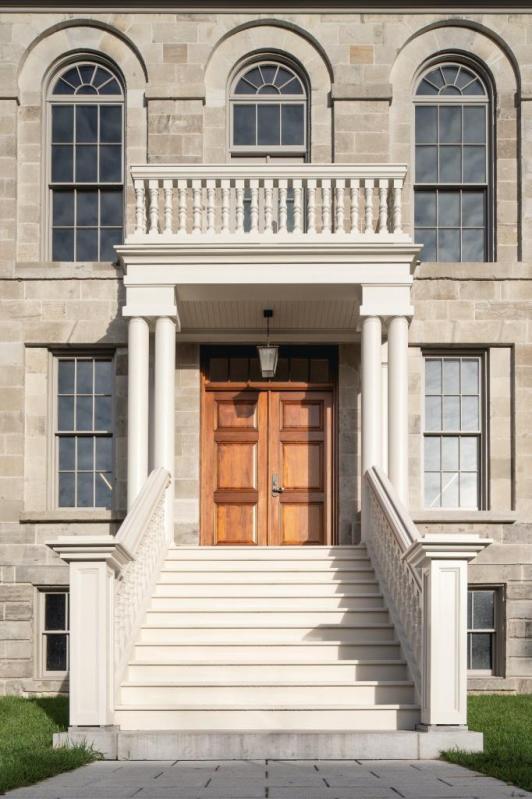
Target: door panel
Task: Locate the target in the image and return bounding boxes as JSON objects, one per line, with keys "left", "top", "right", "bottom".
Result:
{"left": 201, "top": 388, "right": 333, "bottom": 546}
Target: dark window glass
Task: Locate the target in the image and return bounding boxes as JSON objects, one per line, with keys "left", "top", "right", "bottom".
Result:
{"left": 45, "top": 593, "right": 66, "bottom": 631}
{"left": 76, "top": 105, "right": 98, "bottom": 143}
{"left": 257, "top": 105, "right": 280, "bottom": 146}
{"left": 281, "top": 105, "right": 304, "bottom": 146}
{"left": 234, "top": 105, "right": 256, "bottom": 145}
{"left": 46, "top": 634, "right": 67, "bottom": 671}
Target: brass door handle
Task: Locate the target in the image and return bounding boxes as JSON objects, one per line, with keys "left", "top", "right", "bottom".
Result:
{"left": 272, "top": 474, "right": 284, "bottom": 495}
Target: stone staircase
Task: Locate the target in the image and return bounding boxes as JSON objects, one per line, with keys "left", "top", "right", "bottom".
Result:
{"left": 115, "top": 545, "right": 420, "bottom": 734}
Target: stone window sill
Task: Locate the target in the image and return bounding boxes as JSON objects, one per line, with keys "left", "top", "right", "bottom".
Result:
{"left": 412, "top": 510, "right": 517, "bottom": 524}
{"left": 20, "top": 510, "right": 125, "bottom": 524}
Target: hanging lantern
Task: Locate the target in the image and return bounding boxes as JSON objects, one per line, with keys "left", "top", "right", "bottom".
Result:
{"left": 257, "top": 309, "right": 279, "bottom": 378}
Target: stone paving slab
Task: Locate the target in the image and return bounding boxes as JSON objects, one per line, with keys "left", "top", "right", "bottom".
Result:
{"left": 4, "top": 759, "right": 532, "bottom": 799}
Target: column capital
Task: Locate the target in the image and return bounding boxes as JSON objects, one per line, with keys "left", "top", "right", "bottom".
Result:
{"left": 359, "top": 284, "right": 414, "bottom": 319}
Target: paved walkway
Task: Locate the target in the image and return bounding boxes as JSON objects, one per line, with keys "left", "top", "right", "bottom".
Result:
{"left": 5, "top": 760, "right": 531, "bottom": 799}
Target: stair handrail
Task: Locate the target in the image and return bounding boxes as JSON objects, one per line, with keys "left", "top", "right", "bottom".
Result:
{"left": 365, "top": 466, "right": 422, "bottom": 694}
{"left": 114, "top": 467, "right": 171, "bottom": 691}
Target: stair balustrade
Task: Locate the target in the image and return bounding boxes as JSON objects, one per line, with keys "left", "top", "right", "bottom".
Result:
{"left": 129, "top": 164, "right": 407, "bottom": 240}
{"left": 365, "top": 466, "right": 491, "bottom": 727}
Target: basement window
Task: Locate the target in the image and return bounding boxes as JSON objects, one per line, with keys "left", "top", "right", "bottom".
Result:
{"left": 39, "top": 590, "right": 69, "bottom": 678}
{"left": 467, "top": 587, "right": 503, "bottom": 675}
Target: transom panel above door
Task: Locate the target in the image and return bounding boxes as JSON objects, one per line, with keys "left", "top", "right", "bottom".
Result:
{"left": 200, "top": 346, "right": 336, "bottom": 546}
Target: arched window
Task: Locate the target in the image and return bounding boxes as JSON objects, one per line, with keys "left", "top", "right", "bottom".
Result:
{"left": 48, "top": 61, "right": 124, "bottom": 262}
{"left": 414, "top": 61, "right": 490, "bottom": 262}
{"left": 230, "top": 60, "right": 307, "bottom": 154}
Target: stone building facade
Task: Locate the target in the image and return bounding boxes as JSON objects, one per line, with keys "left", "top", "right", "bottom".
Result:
{"left": 0, "top": 2, "right": 531, "bottom": 705}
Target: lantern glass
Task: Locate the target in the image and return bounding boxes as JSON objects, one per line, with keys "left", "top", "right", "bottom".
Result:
{"left": 257, "top": 344, "right": 279, "bottom": 378}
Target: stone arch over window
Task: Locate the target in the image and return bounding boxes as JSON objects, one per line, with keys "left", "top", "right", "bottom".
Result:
{"left": 204, "top": 23, "right": 332, "bottom": 163}
{"left": 229, "top": 57, "right": 309, "bottom": 156}
{"left": 17, "top": 23, "right": 147, "bottom": 261}
{"left": 389, "top": 22, "right": 520, "bottom": 264}
{"left": 413, "top": 58, "right": 492, "bottom": 263}
{"left": 47, "top": 58, "right": 125, "bottom": 262}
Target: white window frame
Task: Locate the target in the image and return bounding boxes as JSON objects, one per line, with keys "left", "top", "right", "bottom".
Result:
{"left": 37, "top": 588, "right": 70, "bottom": 680}
{"left": 53, "top": 352, "right": 115, "bottom": 510}
{"left": 422, "top": 350, "right": 488, "bottom": 510}
{"left": 229, "top": 58, "right": 309, "bottom": 157}
{"left": 412, "top": 58, "right": 494, "bottom": 263}
{"left": 45, "top": 57, "right": 125, "bottom": 262}
{"left": 467, "top": 585, "right": 504, "bottom": 677}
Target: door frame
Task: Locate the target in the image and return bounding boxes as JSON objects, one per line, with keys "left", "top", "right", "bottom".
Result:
{"left": 199, "top": 345, "right": 338, "bottom": 545}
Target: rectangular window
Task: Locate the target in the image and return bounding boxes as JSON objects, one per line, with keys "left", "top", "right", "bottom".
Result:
{"left": 40, "top": 590, "right": 69, "bottom": 676}
{"left": 423, "top": 354, "right": 484, "bottom": 509}
{"left": 55, "top": 355, "right": 114, "bottom": 508}
{"left": 468, "top": 587, "right": 501, "bottom": 674}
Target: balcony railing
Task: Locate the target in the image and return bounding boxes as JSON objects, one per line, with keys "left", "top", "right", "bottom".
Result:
{"left": 129, "top": 164, "right": 408, "bottom": 242}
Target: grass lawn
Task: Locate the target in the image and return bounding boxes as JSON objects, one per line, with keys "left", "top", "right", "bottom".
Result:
{"left": 0, "top": 696, "right": 98, "bottom": 795}
{"left": 442, "top": 694, "right": 532, "bottom": 792}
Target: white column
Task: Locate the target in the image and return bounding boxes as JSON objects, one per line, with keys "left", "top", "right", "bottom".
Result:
{"left": 127, "top": 317, "right": 149, "bottom": 510}
{"left": 154, "top": 316, "right": 176, "bottom": 541}
{"left": 361, "top": 315, "right": 382, "bottom": 473}
{"left": 388, "top": 316, "right": 409, "bottom": 505}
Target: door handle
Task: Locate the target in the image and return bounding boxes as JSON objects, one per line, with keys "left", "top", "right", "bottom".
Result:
{"left": 272, "top": 474, "right": 284, "bottom": 495}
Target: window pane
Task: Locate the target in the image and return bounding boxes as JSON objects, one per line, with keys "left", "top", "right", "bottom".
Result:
{"left": 77, "top": 436, "right": 93, "bottom": 470}
{"left": 100, "top": 191, "right": 123, "bottom": 226}
{"left": 95, "top": 360, "right": 113, "bottom": 394}
{"left": 58, "top": 360, "right": 75, "bottom": 394}
{"left": 77, "top": 360, "right": 93, "bottom": 393}
{"left": 461, "top": 396, "right": 479, "bottom": 430}
{"left": 234, "top": 105, "right": 256, "bottom": 145}
{"left": 59, "top": 436, "right": 75, "bottom": 470}
{"left": 53, "top": 191, "right": 75, "bottom": 226}
{"left": 76, "top": 396, "right": 93, "bottom": 431}
{"left": 425, "top": 359, "right": 442, "bottom": 395}
{"left": 52, "top": 229, "right": 74, "bottom": 261}
{"left": 415, "top": 106, "right": 437, "bottom": 144}
{"left": 75, "top": 105, "right": 98, "bottom": 143}
{"left": 462, "top": 192, "right": 485, "bottom": 227}
{"left": 460, "top": 471, "right": 478, "bottom": 508}
{"left": 473, "top": 591, "right": 494, "bottom": 628}
{"left": 77, "top": 471, "right": 93, "bottom": 507}
{"left": 100, "top": 145, "right": 122, "bottom": 183}
{"left": 415, "top": 191, "right": 437, "bottom": 226}
{"left": 442, "top": 65, "right": 460, "bottom": 85}
{"left": 52, "top": 145, "right": 73, "bottom": 182}
{"left": 439, "top": 106, "right": 461, "bottom": 144}
{"left": 443, "top": 359, "right": 460, "bottom": 394}
{"left": 95, "top": 396, "right": 112, "bottom": 430}
{"left": 46, "top": 633, "right": 67, "bottom": 671}
{"left": 424, "top": 472, "right": 441, "bottom": 507}
{"left": 416, "top": 228, "right": 437, "bottom": 261}
{"left": 100, "top": 228, "right": 122, "bottom": 261}
{"left": 462, "top": 229, "right": 485, "bottom": 261}
{"left": 471, "top": 632, "right": 492, "bottom": 670}
{"left": 257, "top": 104, "right": 280, "bottom": 146}
{"left": 75, "top": 145, "right": 97, "bottom": 182}
{"left": 45, "top": 593, "right": 66, "bottom": 631}
{"left": 442, "top": 436, "right": 459, "bottom": 470}
{"left": 461, "top": 359, "right": 479, "bottom": 395}
{"left": 439, "top": 192, "right": 460, "bottom": 227}
{"left": 58, "top": 472, "right": 75, "bottom": 506}
{"left": 77, "top": 191, "right": 98, "bottom": 226}
{"left": 439, "top": 228, "right": 460, "bottom": 261}
{"left": 415, "top": 146, "right": 437, "bottom": 182}
{"left": 281, "top": 105, "right": 304, "bottom": 145}
{"left": 95, "top": 472, "right": 113, "bottom": 508}
{"left": 463, "top": 106, "right": 486, "bottom": 144}
{"left": 443, "top": 395, "right": 460, "bottom": 429}
{"left": 439, "top": 146, "right": 461, "bottom": 182}
{"left": 99, "top": 78, "right": 121, "bottom": 95}
{"left": 52, "top": 106, "right": 74, "bottom": 143}
{"left": 425, "top": 396, "right": 442, "bottom": 431}
{"left": 58, "top": 396, "right": 74, "bottom": 431}
{"left": 100, "top": 106, "right": 122, "bottom": 143}
{"left": 460, "top": 437, "right": 478, "bottom": 471}
{"left": 463, "top": 146, "right": 486, "bottom": 183}
{"left": 77, "top": 228, "right": 98, "bottom": 260}
{"left": 424, "top": 437, "right": 440, "bottom": 470}
{"left": 95, "top": 437, "right": 113, "bottom": 471}
{"left": 442, "top": 471, "right": 459, "bottom": 507}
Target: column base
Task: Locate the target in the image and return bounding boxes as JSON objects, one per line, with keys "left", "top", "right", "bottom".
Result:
{"left": 415, "top": 724, "right": 483, "bottom": 758}
{"left": 53, "top": 726, "right": 119, "bottom": 760}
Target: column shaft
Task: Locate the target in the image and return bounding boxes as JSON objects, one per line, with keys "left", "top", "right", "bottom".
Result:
{"left": 154, "top": 317, "right": 176, "bottom": 541}
{"left": 388, "top": 316, "right": 409, "bottom": 505}
{"left": 127, "top": 317, "right": 149, "bottom": 510}
{"left": 361, "top": 315, "right": 382, "bottom": 473}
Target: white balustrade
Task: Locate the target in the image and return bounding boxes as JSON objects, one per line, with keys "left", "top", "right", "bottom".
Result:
{"left": 129, "top": 164, "right": 407, "bottom": 240}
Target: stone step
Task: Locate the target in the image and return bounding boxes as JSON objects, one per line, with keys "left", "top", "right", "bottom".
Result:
{"left": 119, "top": 680, "right": 416, "bottom": 705}
{"left": 165, "top": 545, "right": 368, "bottom": 560}
{"left": 126, "top": 659, "right": 410, "bottom": 682}
{"left": 132, "top": 641, "right": 403, "bottom": 662}
{"left": 161, "top": 559, "right": 373, "bottom": 572}
{"left": 153, "top": 580, "right": 380, "bottom": 597}
{"left": 143, "top": 608, "right": 390, "bottom": 626}
{"left": 138, "top": 623, "right": 396, "bottom": 644}
{"left": 158, "top": 568, "right": 376, "bottom": 583}
{"left": 149, "top": 593, "right": 385, "bottom": 610}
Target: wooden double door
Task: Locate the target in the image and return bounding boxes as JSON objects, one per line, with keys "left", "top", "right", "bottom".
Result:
{"left": 201, "top": 389, "right": 334, "bottom": 546}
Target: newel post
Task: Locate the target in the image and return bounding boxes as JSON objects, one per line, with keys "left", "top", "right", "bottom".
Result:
{"left": 48, "top": 538, "right": 132, "bottom": 727}
{"left": 405, "top": 534, "right": 491, "bottom": 727}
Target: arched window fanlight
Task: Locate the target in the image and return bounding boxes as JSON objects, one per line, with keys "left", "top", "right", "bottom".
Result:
{"left": 414, "top": 60, "right": 490, "bottom": 263}
{"left": 48, "top": 61, "right": 124, "bottom": 262}
{"left": 230, "top": 60, "right": 307, "bottom": 152}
